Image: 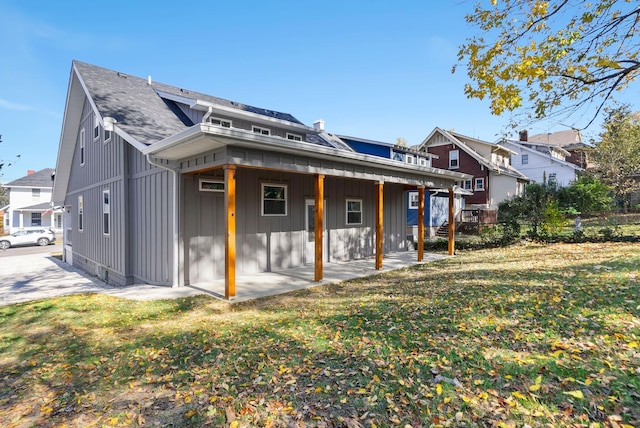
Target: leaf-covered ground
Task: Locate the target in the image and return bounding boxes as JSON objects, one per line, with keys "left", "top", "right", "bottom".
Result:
{"left": 1, "top": 242, "right": 638, "bottom": 427}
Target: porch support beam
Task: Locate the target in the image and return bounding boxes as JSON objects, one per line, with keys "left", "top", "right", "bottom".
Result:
{"left": 417, "top": 186, "right": 425, "bottom": 262}
{"left": 448, "top": 187, "right": 455, "bottom": 256}
{"left": 224, "top": 164, "right": 237, "bottom": 299}
{"left": 314, "top": 174, "right": 324, "bottom": 282}
{"left": 375, "top": 181, "right": 384, "bottom": 270}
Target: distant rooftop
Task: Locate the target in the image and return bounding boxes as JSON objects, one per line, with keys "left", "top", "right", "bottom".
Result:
{"left": 3, "top": 168, "right": 55, "bottom": 188}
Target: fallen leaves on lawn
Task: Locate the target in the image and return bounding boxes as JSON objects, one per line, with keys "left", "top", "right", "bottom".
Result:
{"left": 0, "top": 242, "right": 638, "bottom": 427}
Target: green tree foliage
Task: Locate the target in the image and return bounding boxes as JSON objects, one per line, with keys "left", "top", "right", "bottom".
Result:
{"left": 592, "top": 105, "right": 640, "bottom": 211}
{"left": 498, "top": 182, "right": 556, "bottom": 236}
{"left": 456, "top": 1, "right": 640, "bottom": 126}
{"left": 557, "top": 175, "right": 612, "bottom": 213}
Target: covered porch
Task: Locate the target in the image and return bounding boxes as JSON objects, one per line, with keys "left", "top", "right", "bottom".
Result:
{"left": 187, "top": 250, "right": 447, "bottom": 302}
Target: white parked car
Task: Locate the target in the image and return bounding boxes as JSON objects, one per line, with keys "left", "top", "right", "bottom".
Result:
{"left": 0, "top": 228, "right": 56, "bottom": 249}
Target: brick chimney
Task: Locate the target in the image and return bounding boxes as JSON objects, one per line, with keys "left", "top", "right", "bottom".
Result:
{"left": 27, "top": 169, "right": 35, "bottom": 175}
{"left": 519, "top": 130, "right": 528, "bottom": 141}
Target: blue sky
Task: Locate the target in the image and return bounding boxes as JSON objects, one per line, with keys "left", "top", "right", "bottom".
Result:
{"left": 0, "top": 1, "right": 634, "bottom": 183}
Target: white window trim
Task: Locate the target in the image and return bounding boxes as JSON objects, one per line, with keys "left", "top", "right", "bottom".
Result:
{"left": 31, "top": 212, "right": 42, "bottom": 226}
{"left": 93, "top": 115, "right": 100, "bottom": 141}
{"left": 102, "top": 190, "right": 110, "bottom": 236}
{"left": 199, "top": 179, "right": 225, "bottom": 192}
{"left": 80, "top": 129, "right": 85, "bottom": 166}
{"left": 449, "top": 149, "right": 459, "bottom": 169}
{"left": 104, "top": 129, "right": 112, "bottom": 143}
{"left": 475, "top": 177, "right": 485, "bottom": 191}
{"left": 419, "top": 157, "right": 427, "bottom": 166}
{"left": 346, "top": 198, "right": 363, "bottom": 225}
{"left": 406, "top": 154, "right": 414, "bottom": 164}
{"left": 463, "top": 179, "right": 472, "bottom": 190}
{"left": 208, "top": 117, "right": 232, "bottom": 128}
{"left": 261, "top": 183, "right": 287, "bottom": 216}
{"left": 522, "top": 154, "right": 529, "bottom": 165}
{"left": 253, "top": 126, "right": 271, "bottom": 136}
{"left": 286, "top": 133, "right": 302, "bottom": 141}
{"left": 78, "top": 195, "right": 84, "bottom": 232}
{"left": 408, "top": 192, "right": 419, "bottom": 209}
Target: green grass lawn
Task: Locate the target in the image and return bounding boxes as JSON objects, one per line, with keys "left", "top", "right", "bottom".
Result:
{"left": 1, "top": 242, "right": 639, "bottom": 427}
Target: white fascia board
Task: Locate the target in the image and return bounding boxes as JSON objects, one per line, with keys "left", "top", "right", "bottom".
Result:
{"left": 191, "top": 100, "right": 316, "bottom": 133}
{"left": 113, "top": 126, "right": 148, "bottom": 152}
{"left": 145, "top": 125, "right": 472, "bottom": 182}
{"left": 53, "top": 66, "right": 85, "bottom": 205}
{"left": 493, "top": 145, "right": 517, "bottom": 156}
{"left": 155, "top": 90, "right": 197, "bottom": 107}
{"left": 431, "top": 187, "right": 474, "bottom": 196}
{"left": 141, "top": 124, "right": 204, "bottom": 156}
{"left": 4, "top": 185, "right": 53, "bottom": 190}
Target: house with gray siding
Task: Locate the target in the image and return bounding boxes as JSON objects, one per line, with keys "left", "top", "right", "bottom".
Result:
{"left": 53, "top": 61, "right": 470, "bottom": 298}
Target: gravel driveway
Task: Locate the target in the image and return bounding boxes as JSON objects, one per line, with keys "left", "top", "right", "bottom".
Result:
{"left": 0, "top": 252, "right": 203, "bottom": 306}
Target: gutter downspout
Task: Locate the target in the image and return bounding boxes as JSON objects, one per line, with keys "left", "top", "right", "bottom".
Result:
{"left": 146, "top": 154, "right": 181, "bottom": 288}
{"left": 202, "top": 106, "right": 213, "bottom": 124}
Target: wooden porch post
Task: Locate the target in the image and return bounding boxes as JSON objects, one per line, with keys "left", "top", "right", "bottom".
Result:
{"left": 376, "top": 181, "right": 384, "bottom": 270}
{"left": 224, "top": 165, "right": 237, "bottom": 299}
{"left": 314, "top": 174, "right": 324, "bottom": 282}
{"left": 417, "top": 186, "right": 425, "bottom": 262}
{"left": 448, "top": 187, "right": 455, "bottom": 256}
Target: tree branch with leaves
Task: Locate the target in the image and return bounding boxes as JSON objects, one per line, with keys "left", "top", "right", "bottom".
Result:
{"left": 455, "top": 0, "right": 640, "bottom": 128}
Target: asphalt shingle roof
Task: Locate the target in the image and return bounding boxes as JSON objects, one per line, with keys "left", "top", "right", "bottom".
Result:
{"left": 74, "top": 61, "right": 305, "bottom": 146}
{"left": 4, "top": 168, "right": 55, "bottom": 188}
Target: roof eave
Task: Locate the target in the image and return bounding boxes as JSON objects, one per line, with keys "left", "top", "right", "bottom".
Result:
{"left": 144, "top": 126, "right": 471, "bottom": 182}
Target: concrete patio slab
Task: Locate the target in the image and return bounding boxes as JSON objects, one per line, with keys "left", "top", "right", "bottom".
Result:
{"left": 0, "top": 250, "right": 447, "bottom": 306}
{"left": 188, "top": 251, "right": 447, "bottom": 302}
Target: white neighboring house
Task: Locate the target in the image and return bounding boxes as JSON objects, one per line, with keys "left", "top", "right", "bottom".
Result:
{"left": 500, "top": 134, "right": 583, "bottom": 187}
{"left": 2, "top": 168, "right": 63, "bottom": 234}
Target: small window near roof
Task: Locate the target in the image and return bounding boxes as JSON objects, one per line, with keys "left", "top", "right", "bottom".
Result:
{"left": 252, "top": 126, "right": 270, "bottom": 136}
{"left": 475, "top": 177, "right": 485, "bottom": 191}
{"left": 94, "top": 115, "right": 100, "bottom": 141}
{"left": 262, "top": 183, "right": 287, "bottom": 216}
{"left": 104, "top": 129, "right": 112, "bottom": 142}
{"left": 32, "top": 188, "right": 41, "bottom": 199}
{"left": 346, "top": 199, "right": 362, "bottom": 225}
{"left": 208, "top": 117, "right": 232, "bottom": 128}
{"left": 522, "top": 154, "right": 529, "bottom": 164}
{"left": 449, "top": 150, "right": 459, "bottom": 168}
{"left": 286, "top": 133, "right": 302, "bottom": 141}
{"left": 406, "top": 154, "right": 414, "bottom": 164}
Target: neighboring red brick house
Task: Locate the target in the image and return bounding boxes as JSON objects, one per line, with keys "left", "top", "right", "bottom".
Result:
{"left": 417, "top": 128, "right": 528, "bottom": 209}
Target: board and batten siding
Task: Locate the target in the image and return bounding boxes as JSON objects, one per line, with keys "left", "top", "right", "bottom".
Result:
{"left": 127, "top": 147, "right": 174, "bottom": 285}
{"left": 184, "top": 169, "right": 409, "bottom": 285}
{"left": 64, "top": 98, "right": 127, "bottom": 284}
